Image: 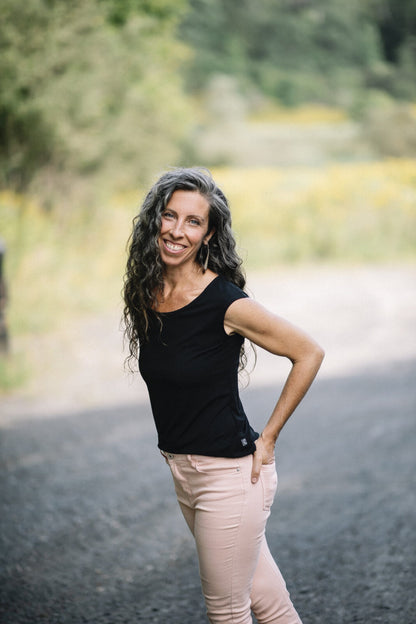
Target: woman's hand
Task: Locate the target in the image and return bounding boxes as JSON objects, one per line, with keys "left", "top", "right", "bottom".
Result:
{"left": 251, "top": 433, "right": 275, "bottom": 484}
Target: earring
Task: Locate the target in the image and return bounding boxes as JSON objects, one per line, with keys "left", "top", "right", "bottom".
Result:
{"left": 203, "top": 243, "right": 210, "bottom": 271}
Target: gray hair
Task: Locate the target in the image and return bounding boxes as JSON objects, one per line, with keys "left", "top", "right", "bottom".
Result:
{"left": 123, "top": 167, "right": 246, "bottom": 368}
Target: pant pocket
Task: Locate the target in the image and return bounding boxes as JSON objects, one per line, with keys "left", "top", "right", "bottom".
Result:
{"left": 259, "top": 461, "right": 278, "bottom": 511}
{"left": 193, "top": 455, "right": 241, "bottom": 476}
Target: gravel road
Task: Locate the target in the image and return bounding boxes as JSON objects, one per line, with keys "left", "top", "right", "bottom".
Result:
{"left": 1, "top": 266, "right": 415, "bottom": 624}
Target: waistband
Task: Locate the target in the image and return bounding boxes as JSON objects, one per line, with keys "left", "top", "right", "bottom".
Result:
{"left": 160, "top": 450, "right": 253, "bottom": 463}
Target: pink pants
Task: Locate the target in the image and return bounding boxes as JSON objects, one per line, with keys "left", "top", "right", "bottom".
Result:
{"left": 162, "top": 451, "right": 302, "bottom": 624}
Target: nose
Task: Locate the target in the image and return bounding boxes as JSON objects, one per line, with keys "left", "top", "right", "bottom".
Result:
{"left": 170, "top": 218, "right": 184, "bottom": 239}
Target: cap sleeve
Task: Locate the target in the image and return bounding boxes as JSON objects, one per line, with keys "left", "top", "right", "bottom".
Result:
{"left": 215, "top": 276, "right": 249, "bottom": 314}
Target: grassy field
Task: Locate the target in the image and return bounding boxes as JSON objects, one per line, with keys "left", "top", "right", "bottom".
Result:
{"left": 1, "top": 159, "right": 415, "bottom": 391}
{"left": 215, "top": 159, "right": 416, "bottom": 265}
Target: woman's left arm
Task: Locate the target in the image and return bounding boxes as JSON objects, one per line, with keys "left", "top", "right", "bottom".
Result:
{"left": 224, "top": 297, "right": 325, "bottom": 483}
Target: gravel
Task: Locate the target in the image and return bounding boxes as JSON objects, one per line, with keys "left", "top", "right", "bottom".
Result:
{"left": 1, "top": 266, "right": 415, "bottom": 623}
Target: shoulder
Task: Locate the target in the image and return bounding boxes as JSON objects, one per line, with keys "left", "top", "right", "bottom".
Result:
{"left": 214, "top": 274, "right": 248, "bottom": 304}
{"left": 224, "top": 296, "right": 272, "bottom": 337}
{"left": 206, "top": 275, "right": 248, "bottom": 317}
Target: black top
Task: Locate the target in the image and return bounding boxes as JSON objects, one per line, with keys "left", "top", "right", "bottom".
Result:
{"left": 139, "top": 275, "right": 259, "bottom": 457}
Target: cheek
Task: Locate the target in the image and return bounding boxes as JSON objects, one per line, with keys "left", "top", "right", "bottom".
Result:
{"left": 159, "top": 219, "right": 169, "bottom": 237}
{"left": 192, "top": 232, "right": 207, "bottom": 247}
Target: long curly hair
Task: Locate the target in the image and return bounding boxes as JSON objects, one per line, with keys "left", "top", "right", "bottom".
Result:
{"left": 123, "top": 167, "right": 247, "bottom": 371}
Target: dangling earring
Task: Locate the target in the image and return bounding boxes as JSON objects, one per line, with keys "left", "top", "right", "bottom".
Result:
{"left": 203, "top": 243, "right": 210, "bottom": 272}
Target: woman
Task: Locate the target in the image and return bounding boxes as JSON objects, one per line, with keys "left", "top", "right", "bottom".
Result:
{"left": 123, "top": 167, "right": 324, "bottom": 624}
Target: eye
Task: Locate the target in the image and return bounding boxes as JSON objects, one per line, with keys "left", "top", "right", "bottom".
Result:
{"left": 162, "top": 210, "right": 174, "bottom": 220}
{"left": 189, "top": 217, "right": 202, "bottom": 226}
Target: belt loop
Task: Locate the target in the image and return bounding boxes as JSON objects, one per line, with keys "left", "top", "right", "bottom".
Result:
{"left": 160, "top": 450, "right": 174, "bottom": 460}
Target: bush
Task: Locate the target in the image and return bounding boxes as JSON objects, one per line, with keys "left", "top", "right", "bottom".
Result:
{"left": 0, "top": 0, "right": 193, "bottom": 201}
{"left": 362, "top": 104, "right": 416, "bottom": 158}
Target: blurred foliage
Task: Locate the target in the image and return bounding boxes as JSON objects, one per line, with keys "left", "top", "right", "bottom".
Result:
{"left": 362, "top": 102, "right": 416, "bottom": 157}
{"left": 180, "top": 0, "right": 416, "bottom": 108}
{"left": 368, "top": 0, "right": 416, "bottom": 64}
{"left": 213, "top": 160, "right": 416, "bottom": 265}
{"left": 0, "top": 0, "right": 191, "bottom": 200}
{"left": 0, "top": 0, "right": 415, "bottom": 201}
{"left": 0, "top": 186, "right": 137, "bottom": 392}
{"left": 0, "top": 189, "right": 135, "bottom": 335}
{"left": 0, "top": 350, "right": 28, "bottom": 392}
{"left": 248, "top": 104, "right": 349, "bottom": 125}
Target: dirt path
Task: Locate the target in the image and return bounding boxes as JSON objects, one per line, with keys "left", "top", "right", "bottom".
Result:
{"left": 1, "top": 265, "right": 415, "bottom": 623}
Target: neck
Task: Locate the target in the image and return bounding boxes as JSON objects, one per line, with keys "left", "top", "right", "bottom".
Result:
{"left": 163, "top": 262, "right": 203, "bottom": 290}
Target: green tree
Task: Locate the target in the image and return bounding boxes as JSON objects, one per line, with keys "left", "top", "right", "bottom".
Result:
{"left": 364, "top": 0, "right": 416, "bottom": 99}
{"left": 366, "top": 0, "right": 416, "bottom": 63}
{"left": 0, "top": 0, "right": 192, "bottom": 198}
{"left": 179, "top": 0, "right": 405, "bottom": 106}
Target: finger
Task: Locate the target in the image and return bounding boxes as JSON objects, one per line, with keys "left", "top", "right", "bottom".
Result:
{"left": 251, "top": 453, "right": 262, "bottom": 484}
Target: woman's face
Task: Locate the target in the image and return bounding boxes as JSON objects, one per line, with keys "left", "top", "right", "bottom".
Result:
{"left": 158, "top": 190, "right": 214, "bottom": 269}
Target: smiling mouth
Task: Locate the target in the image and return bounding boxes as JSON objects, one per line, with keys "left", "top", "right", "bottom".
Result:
{"left": 163, "top": 239, "right": 187, "bottom": 253}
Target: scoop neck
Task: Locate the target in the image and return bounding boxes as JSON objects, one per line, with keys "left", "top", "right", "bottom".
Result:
{"left": 159, "top": 275, "right": 220, "bottom": 315}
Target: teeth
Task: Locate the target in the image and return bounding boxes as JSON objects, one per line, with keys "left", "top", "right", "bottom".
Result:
{"left": 165, "top": 241, "right": 184, "bottom": 251}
